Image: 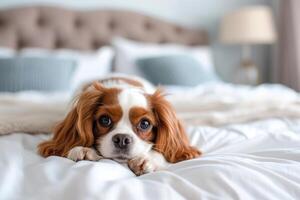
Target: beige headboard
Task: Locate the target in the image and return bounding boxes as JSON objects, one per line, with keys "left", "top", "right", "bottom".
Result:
{"left": 0, "top": 6, "right": 209, "bottom": 51}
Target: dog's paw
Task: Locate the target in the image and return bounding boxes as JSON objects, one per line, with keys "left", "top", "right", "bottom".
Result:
{"left": 128, "top": 156, "right": 157, "bottom": 176}
{"left": 67, "top": 146, "right": 102, "bottom": 162}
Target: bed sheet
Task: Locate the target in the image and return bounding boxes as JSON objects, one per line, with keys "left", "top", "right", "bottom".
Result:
{"left": 0, "top": 118, "right": 300, "bottom": 200}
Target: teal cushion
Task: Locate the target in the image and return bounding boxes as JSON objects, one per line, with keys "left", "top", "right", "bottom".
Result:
{"left": 0, "top": 57, "right": 76, "bottom": 92}
{"left": 136, "top": 55, "right": 219, "bottom": 86}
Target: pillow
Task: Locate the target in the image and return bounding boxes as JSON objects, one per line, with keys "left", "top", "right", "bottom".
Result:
{"left": 112, "top": 37, "right": 216, "bottom": 78}
{"left": 0, "top": 57, "right": 76, "bottom": 92}
{"left": 0, "top": 47, "right": 15, "bottom": 58}
{"left": 19, "top": 47, "right": 114, "bottom": 90}
{"left": 137, "top": 55, "right": 219, "bottom": 86}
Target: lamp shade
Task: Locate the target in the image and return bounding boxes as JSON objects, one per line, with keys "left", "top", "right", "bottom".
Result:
{"left": 220, "top": 6, "right": 277, "bottom": 44}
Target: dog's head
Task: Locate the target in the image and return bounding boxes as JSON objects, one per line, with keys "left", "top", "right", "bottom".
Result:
{"left": 38, "top": 82, "right": 200, "bottom": 163}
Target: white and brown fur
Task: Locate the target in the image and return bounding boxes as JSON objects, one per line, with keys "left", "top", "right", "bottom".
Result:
{"left": 38, "top": 75, "right": 201, "bottom": 175}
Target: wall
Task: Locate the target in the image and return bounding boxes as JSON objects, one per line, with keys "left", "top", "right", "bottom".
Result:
{"left": 0, "top": 0, "right": 278, "bottom": 82}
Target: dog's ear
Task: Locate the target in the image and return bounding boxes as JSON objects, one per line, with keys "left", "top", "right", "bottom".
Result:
{"left": 38, "top": 82, "right": 104, "bottom": 157}
{"left": 150, "top": 89, "right": 201, "bottom": 163}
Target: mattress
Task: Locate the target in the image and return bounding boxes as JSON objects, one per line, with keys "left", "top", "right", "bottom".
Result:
{"left": 0, "top": 83, "right": 300, "bottom": 200}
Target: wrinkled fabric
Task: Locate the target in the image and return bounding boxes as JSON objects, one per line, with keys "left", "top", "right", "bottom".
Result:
{"left": 0, "top": 118, "right": 300, "bottom": 200}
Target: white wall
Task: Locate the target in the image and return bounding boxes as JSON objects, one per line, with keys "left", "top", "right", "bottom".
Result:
{"left": 0, "top": 0, "right": 278, "bottom": 82}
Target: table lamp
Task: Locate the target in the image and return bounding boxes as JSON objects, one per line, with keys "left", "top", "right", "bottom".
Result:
{"left": 219, "top": 6, "right": 277, "bottom": 85}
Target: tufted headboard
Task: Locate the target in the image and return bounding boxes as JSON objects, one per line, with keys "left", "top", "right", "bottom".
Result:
{"left": 0, "top": 6, "right": 209, "bottom": 51}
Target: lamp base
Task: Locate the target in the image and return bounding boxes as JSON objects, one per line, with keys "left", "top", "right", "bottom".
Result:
{"left": 235, "top": 59, "right": 259, "bottom": 85}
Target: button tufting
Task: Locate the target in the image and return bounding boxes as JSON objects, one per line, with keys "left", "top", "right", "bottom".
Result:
{"left": 75, "top": 18, "right": 83, "bottom": 28}
{"left": 144, "top": 21, "right": 153, "bottom": 30}
{"left": 0, "top": 18, "right": 5, "bottom": 26}
{"left": 55, "top": 39, "right": 63, "bottom": 48}
{"left": 108, "top": 20, "right": 116, "bottom": 30}
{"left": 0, "top": 7, "right": 207, "bottom": 50}
{"left": 37, "top": 17, "right": 46, "bottom": 27}
{"left": 175, "top": 27, "right": 183, "bottom": 34}
{"left": 92, "top": 40, "right": 100, "bottom": 49}
{"left": 159, "top": 38, "right": 166, "bottom": 43}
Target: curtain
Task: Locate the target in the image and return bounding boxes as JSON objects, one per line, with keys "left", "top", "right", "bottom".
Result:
{"left": 278, "top": 0, "right": 300, "bottom": 91}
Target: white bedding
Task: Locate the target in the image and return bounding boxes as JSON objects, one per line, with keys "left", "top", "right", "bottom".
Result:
{"left": 1, "top": 83, "right": 300, "bottom": 200}
{"left": 0, "top": 118, "right": 300, "bottom": 200}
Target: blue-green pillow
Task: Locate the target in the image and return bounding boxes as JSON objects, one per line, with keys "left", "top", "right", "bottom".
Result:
{"left": 136, "top": 55, "right": 219, "bottom": 86}
{"left": 0, "top": 57, "right": 76, "bottom": 92}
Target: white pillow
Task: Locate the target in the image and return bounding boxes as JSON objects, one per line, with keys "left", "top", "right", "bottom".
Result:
{"left": 112, "top": 37, "right": 215, "bottom": 76}
{"left": 18, "top": 47, "right": 114, "bottom": 90}
{"left": 0, "top": 47, "right": 16, "bottom": 57}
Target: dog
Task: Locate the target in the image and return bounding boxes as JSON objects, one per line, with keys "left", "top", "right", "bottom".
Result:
{"left": 38, "top": 75, "right": 201, "bottom": 175}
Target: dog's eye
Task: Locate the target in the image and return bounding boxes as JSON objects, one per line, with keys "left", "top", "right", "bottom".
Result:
{"left": 99, "top": 115, "right": 112, "bottom": 127}
{"left": 137, "top": 119, "right": 151, "bottom": 131}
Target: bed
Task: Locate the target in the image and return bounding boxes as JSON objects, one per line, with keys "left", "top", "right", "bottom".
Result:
{"left": 0, "top": 6, "right": 300, "bottom": 200}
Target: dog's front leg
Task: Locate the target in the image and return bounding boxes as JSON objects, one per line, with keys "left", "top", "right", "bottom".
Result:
{"left": 128, "top": 150, "right": 170, "bottom": 176}
{"left": 67, "top": 146, "right": 102, "bottom": 162}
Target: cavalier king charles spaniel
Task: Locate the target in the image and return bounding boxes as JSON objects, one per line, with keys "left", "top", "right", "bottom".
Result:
{"left": 38, "top": 76, "right": 201, "bottom": 175}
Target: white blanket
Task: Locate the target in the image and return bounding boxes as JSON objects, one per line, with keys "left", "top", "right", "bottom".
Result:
{"left": 1, "top": 83, "right": 300, "bottom": 134}
{"left": 167, "top": 83, "right": 300, "bottom": 126}
{"left": 0, "top": 92, "right": 69, "bottom": 135}
{"left": 1, "top": 83, "right": 300, "bottom": 200}
{"left": 0, "top": 118, "right": 300, "bottom": 200}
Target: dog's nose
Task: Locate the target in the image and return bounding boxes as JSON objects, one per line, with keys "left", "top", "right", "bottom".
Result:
{"left": 112, "top": 134, "right": 133, "bottom": 149}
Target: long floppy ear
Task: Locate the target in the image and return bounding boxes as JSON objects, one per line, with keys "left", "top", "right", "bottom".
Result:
{"left": 38, "top": 82, "right": 104, "bottom": 157}
{"left": 150, "top": 89, "right": 201, "bottom": 163}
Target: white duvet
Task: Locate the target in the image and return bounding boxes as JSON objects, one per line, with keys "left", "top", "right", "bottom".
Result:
{"left": 1, "top": 84, "right": 300, "bottom": 200}
{"left": 1, "top": 120, "right": 300, "bottom": 199}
